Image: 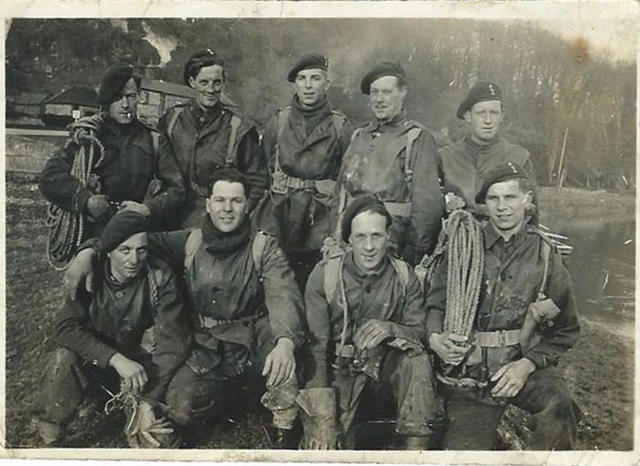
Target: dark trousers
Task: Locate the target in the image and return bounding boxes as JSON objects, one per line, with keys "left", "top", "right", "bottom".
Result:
{"left": 333, "top": 350, "right": 436, "bottom": 446}
{"left": 164, "top": 316, "right": 299, "bottom": 429}
{"left": 443, "top": 366, "right": 581, "bottom": 450}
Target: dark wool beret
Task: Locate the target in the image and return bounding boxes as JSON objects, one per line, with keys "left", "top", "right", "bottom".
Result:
{"left": 342, "top": 195, "right": 393, "bottom": 243}
{"left": 98, "top": 211, "right": 149, "bottom": 254}
{"left": 98, "top": 63, "right": 139, "bottom": 105}
{"left": 476, "top": 161, "right": 529, "bottom": 203}
{"left": 456, "top": 81, "right": 503, "bottom": 119}
{"left": 360, "top": 61, "right": 407, "bottom": 95}
{"left": 183, "top": 48, "right": 225, "bottom": 85}
{"left": 287, "top": 53, "right": 329, "bottom": 82}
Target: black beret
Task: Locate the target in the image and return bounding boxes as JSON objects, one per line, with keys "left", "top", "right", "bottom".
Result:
{"left": 183, "top": 48, "right": 225, "bottom": 85}
{"left": 98, "top": 210, "right": 149, "bottom": 254}
{"left": 456, "top": 81, "right": 502, "bottom": 119}
{"left": 342, "top": 195, "right": 393, "bottom": 243}
{"left": 98, "top": 63, "right": 139, "bottom": 105}
{"left": 360, "top": 61, "right": 406, "bottom": 95}
{"left": 287, "top": 53, "right": 328, "bottom": 82}
{"left": 476, "top": 161, "right": 529, "bottom": 204}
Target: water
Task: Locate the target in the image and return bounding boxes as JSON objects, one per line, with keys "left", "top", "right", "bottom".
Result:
{"left": 541, "top": 214, "right": 635, "bottom": 338}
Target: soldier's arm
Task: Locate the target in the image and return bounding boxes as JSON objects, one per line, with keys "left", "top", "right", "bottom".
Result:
{"left": 143, "top": 263, "right": 193, "bottom": 404}
{"left": 333, "top": 117, "right": 355, "bottom": 176}
{"left": 522, "top": 250, "right": 580, "bottom": 369}
{"left": 146, "top": 230, "right": 191, "bottom": 271}
{"left": 303, "top": 263, "right": 331, "bottom": 388}
{"left": 395, "top": 271, "right": 427, "bottom": 344}
{"left": 236, "top": 127, "right": 268, "bottom": 212}
{"left": 260, "top": 236, "right": 305, "bottom": 348}
{"left": 424, "top": 253, "right": 448, "bottom": 344}
{"left": 39, "top": 143, "right": 93, "bottom": 214}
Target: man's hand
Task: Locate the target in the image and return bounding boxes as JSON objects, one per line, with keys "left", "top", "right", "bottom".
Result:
{"left": 428, "top": 331, "right": 469, "bottom": 365}
{"left": 86, "top": 194, "right": 114, "bottom": 222}
{"left": 490, "top": 358, "right": 536, "bottom": 398}
{"left": 262, "top": 338, "right": 296, "bottom": 387}
{"left": 109, "top": 353, "right": 148, "bottom": 394}
{"left": 353, "top": 319, "right": 395, "bottom": 351}
{"left": 120, "top": 201, "right": 151, "bottom": 217}
{"left": 128, "top": 400, "right": 174, "bottom": 448}
{"left": 64, "top": 247, "right": 97, "bottom": 300}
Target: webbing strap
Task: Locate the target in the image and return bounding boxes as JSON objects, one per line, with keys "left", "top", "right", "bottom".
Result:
{"left": 475, "top": 329, "right": 521, "bottom": 347}
{"left": 225, "top": 114, "right": 242, "bottom": 166}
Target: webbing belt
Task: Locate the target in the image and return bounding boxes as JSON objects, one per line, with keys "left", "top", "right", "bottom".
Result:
{"left": 475, "top": 329, "right": 520, "bottom": 347}
{"left": 200, "top": 313, "right": 261, "bottom": 329}
{"left": 271, "top": 170, "right": 336, "bottom": 196}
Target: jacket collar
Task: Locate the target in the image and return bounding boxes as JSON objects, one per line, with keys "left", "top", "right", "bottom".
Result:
{"left": 343, "top": 250, "right": 390, "bottom": 280}
{"left": 368, "top": 109, "right": 408, "bottom": 133}
{"left": 463, "top": 134, "right": 500, "bottom": 152}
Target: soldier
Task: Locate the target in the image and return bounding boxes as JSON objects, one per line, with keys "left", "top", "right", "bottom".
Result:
{"left": 301, "top": 196, "right": 436, "bottom": 450}
{"left": 333, "top": 62, "right": 444, "bottom": 266}
{"left": 34, "top": 211, "right": 191, "bottom": 447}
{"left": 254, "top": 53, "right": 353, "bottom": 288}
{"left": 439, "top": 81, "right": 536, "bottom": 215}
{"left": 66, "top": 168, "right": 305, "bottom": 448}
{"left": 40, "top": 63, "right": 167, "bottom": 237}
{"left": 148, "top": 49, "right": 267, "bottom": 228}
{"left": 426, "top": 162, "right": 581, "bottom": 449}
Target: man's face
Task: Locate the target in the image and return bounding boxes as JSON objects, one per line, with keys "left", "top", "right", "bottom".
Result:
{"left": 108, "top": 78, "right": 138, "bottom": 125}
{"left": 485, "top": 179, "right": 532, "bottom": 237}
{"left": 107, "top": 232, "right": 148, "bottom": 283}
{"left": 294, "top": 68, "right": 329, "bottom": 108}
{"left": 189, "top": 64, "right": 225, "bottom": 109}
{"left": 369, "top": 76, "right": 407, "bottom": 122}
{"left": 349, "top": 210, "right": 389, "bottom": 272}
{"left": 205, "top": 180, "right": 247, "bottom": 233}
{"left": 465, "top": 100, "right": 504, "bottom": 145}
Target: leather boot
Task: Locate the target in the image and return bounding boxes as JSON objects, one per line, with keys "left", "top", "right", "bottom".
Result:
{"left": 403, "top": 435, "right": 431, "bottom": 450}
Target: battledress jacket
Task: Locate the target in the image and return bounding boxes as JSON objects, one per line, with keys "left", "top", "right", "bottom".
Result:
{"left": 54, "top": 255, "right": 191, "bottom": 403}
{"left": 154, "top": 100, "right": 268, "bottom": 227}
{"left": 40, "top": 117, "right": 160, "bottom": 235}
{"left": 334, "top": 111, "right": 444, "bottom": 264}
{"left": 438, "top": 136, "right": 535, "bottom": 214}
{"left": 145, "top": 221, "right": 305, "bottom": 376}
{"left": 254, "top": 98, "right": 354, "bottom": 252}
{"left": 425, "top": 222, "right": 580, "bottom": 377}
{"left": 304, "top": 252, "right": 426, "bottom": 388}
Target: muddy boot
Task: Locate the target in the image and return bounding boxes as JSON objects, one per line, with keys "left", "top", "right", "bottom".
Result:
{"left": 403, "top": 435, "right": 431, "bottom": 450}
{"left": 264, "top": 426, "right": 298, "bottom": 449}
{"left": 35, "top": 418, "right": 62, "bottom": 447}
{"left": 296, "top": 387, "right": 337, "bottom": 449}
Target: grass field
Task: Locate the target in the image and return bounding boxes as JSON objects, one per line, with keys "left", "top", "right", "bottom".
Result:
{"left": 4, "top": 173, "right": 634, "bottom": 450}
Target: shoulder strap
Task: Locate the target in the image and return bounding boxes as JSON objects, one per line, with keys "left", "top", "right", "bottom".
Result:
{"left": 404, "top": 127, "right": 423, "bottom": 183}
{"left": 252, "top": 231, "right": 268, "bottom": 279}
{"left": 151, "top": 132, "right": 159, "bottom": 156}
{"left": 390, "top": 257, "right": 410, "bottom": 293}
{"left": 350, "top": 126, "right": 364, "bottom": 143}
{"left": 331, "top": 112, "right": 346, "bottom": 133}
{"left": 538, "top": 239, "right": 552, "bottom": 299}
{"left": 166, "top": 106, "right": 185, "bottom": 142}
{"left": 323, "top": 255, "right": 344, "bottom": 304}
{"left": 273, "top": 108, "right": 292, "bottom": 171}
{"left": 225, "top": 114, "right": 243, "bottom": 166}
{"left": 184, "top": 229, "right": 203, "bottom": 272}
{"left": 146, "top": 264, "right": 165, "bottom": 316}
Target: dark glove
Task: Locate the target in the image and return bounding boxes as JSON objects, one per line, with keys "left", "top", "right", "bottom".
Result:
{"left": 85, "top": 194, "right": 114, "bottom": 222}
{"left": 69, "top": 113, "right": 105, "bottom": 143}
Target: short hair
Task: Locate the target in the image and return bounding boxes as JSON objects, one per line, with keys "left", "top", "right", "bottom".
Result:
{"left": 208, "top": 167, "right": 251, "bottom": 198}
{"left": 184, "top": 50, "right": 227, "bottom": 85}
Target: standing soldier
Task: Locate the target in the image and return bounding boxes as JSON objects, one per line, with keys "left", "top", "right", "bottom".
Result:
{"left": 254, "top": 53, "right": 353, "bottom": 288}
{"left": 439, "top": 81, "right": 536, "bottom": 215}
{"left": 150, "top": 49, "right": 267, "bottom": 228}
{"left": 334, "top": 62, "right": 444, "bottom": 266}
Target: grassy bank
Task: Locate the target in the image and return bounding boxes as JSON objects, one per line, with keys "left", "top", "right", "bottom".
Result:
{"left": 538, "top": 186, "right": 635, "bottom": 222}
{"left": 4, "top": 174, "right": 634, "bottom": 449}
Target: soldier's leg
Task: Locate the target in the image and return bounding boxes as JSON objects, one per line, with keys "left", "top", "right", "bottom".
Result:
{"left": 380, "top": 350, "right": 437, "bottom": 449}
{"left": 33, "top": 348, "right": 89, "bottom": 445}
{"left": 510, "top": 366, "right": 581, "bottom": 450}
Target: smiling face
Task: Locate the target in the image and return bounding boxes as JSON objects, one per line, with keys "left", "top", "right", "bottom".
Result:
{"left": 349, "top": 210, "right": 389, "bottom": 272}
{"left": 485, "top": 179, "right": 532, "bottom": 238}
{"left": 369, "top": 76, "right": 407, "bottom": 122}
{"left": 465, "top": 100, "right": 504, "bottom": 145}
{"left": 205, "top": 180, "right": 247, "bottom": 233}
{"left": 189, "top": 64, "right": 225, "bottom": 109}
{"left": 294, "top": 68, "right": 329, "bottom": 108}
{"left": 107, "top": 232, "right": 148, "bottom": 283}
{"left": 108, "top": 77, "right": 138, "bottom": 125}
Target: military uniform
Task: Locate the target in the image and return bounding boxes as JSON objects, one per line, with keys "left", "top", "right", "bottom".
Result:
{"left": 334, "top": 111, "right": 444, "bottom": 265}
{"left": 144, "top": 217, "right": 305, "bottom": 429}
{"left": 154, "top": 100, "right": 267, "bottom": 228}
{"left": 35, "top": 255, "right": 191, "bottom": 434}
{"left": 426, "top": 222, "right": 581, "bottom": 449}
{"left": 304, "top": 251, "right": 435, "bottom": 446}
{"left": 40, "top": 116, "right": 160, "bottom": 237}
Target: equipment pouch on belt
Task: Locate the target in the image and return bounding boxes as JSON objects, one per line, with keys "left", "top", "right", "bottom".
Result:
{"left": 519, "top": 298, "right": 562, "bottom": 352}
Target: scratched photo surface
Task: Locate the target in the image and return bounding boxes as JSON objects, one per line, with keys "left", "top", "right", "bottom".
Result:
{"left": 4, "top": 9, "right": 635, "bottom": 460}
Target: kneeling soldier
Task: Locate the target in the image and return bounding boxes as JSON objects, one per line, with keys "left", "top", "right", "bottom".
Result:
{"left": 34, "top": 211, "right": 191, "bottom": 447}
{"left": 302, "top": 195, "right": 436, "bottom": 450}
{"left": 426, "top": 162, "right": 581, "bottom": 449}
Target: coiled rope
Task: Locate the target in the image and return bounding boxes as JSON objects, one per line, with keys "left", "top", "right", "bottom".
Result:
{"left": 46, "top": 129, "right": 106, "bottom": 270}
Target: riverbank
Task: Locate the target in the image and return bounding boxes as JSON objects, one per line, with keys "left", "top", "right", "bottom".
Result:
{"left": 3, "top": 175, "right": 635, "bottom": 450}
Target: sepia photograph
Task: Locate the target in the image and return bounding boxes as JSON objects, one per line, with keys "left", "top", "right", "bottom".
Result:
{"left": 2, "top": 1, "right": 637, "bottom": 463}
